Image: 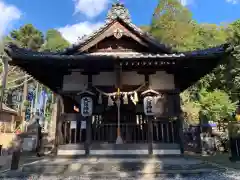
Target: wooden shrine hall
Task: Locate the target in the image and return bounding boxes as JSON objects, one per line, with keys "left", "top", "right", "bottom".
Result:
{"left": 4, "top": 2, "right": 230, "bottom": 156}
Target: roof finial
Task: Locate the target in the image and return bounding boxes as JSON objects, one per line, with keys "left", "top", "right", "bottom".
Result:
{"left": 106, "top": 0, "right": 131, "bottom": 23}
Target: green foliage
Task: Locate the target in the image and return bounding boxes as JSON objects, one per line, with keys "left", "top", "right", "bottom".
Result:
{"left": 150, "top": 0, "right": 238, "bottom": 124}
{"left": 181, "top": 91, "right": 201, "bottom": 125}
{"left": 1, "top": 24, "right": 70, "bottom": 120}
{"left": 198, "top": 89, "right": 237, "bottom": 122}
{"left": 150, "top": 0, "right": 195, "bottom": 51}
{"left": 23, "top": 100, "right": 30, "bottom": 107}
{"left": 9, "top": 24, "right": 44, "bottom": 50}
{"left": 140, "top": 26, "right": 150, "bottom": 32}
{"left": 40, "top": 29, "right": 69, "bottom": 52}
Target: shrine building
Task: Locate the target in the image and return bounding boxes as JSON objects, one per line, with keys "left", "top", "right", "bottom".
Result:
{"left": 4, "top": 2, "right": 230, "bottom": 156}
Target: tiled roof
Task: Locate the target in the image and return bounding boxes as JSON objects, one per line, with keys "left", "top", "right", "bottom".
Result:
{"left": 87, "top": 52, "right": 185, "bottom": 58}
{"left": 5, "top": 42, "right": 227, "bottom": 62}
{"left": 60, "top": 2, "right": 172, "bottom": 54}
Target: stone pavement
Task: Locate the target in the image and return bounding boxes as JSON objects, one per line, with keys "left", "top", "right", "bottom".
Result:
{"left": 0, "top": 152, "right": 44, "bottom": 172}
{"left": 185, "top": 152, "right": 240, "bottom": 170}
{"left": 1, "top": 156, "right": 240, "bottom": 179}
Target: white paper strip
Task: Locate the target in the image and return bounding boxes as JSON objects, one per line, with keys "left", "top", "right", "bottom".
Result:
{"left": 70, "top": 121, "right": 76, "bottom": 129}
{"left": 81, "top": 121, "right": 86, "bottom": 129}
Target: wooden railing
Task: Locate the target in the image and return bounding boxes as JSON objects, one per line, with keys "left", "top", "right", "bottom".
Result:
{"left": 92, "top": 123, "right": 148, "bottom": 143}
{"left": 61, "top": 119, "right": 179, "bottom": 145}
{"left": 152, "top": 120, "right": 178, "bottom": 144}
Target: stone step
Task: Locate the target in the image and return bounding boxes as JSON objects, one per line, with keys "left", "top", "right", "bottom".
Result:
{"left": 1, "top": 157, "right": 226, "bottom": 178}
{"left": 20, "top": 160, "right": 223, "bottom": 175}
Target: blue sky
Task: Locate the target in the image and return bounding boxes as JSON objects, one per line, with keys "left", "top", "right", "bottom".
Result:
{"left": 0, "top": 0, "right": 239, "bottom": 43}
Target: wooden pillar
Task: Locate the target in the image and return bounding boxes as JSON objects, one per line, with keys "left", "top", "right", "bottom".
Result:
{"left": 53, "top": 95, "right": 64, "bottom": 155}
{"left": 147, "top": 115, "right": 153, "bottom": 155}
{"left": 85, "top": 74, "right": 93, "bottom": 155}
{"left": 175, "top": 90, "right": 184, "bottom": 154}
{"left": 85, "top": 116, "right": 91, "bottom": 155}
{"left": 115, "top": 62, "right": 122, "bottom": 142}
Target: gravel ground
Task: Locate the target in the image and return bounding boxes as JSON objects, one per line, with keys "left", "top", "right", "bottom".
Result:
{"left": 1, "top": 170, "right": 240, "bottom": 180}
{"left": 1, "top": 157, "right": 240, "bottom": 180}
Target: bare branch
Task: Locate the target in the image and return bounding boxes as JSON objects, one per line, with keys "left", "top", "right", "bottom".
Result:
{"left": 8, "top": 66, "right": 17, "bottom": 74}
{"left": 8, "top": 74, "right": 30, "bottom": 84}
{"left": 8, "top": 77, "right": 33, "bottom": 90}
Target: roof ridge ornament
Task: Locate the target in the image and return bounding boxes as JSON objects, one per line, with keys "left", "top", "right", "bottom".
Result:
{"left": 106, "top": 1, "right": 131, "bottom": 23}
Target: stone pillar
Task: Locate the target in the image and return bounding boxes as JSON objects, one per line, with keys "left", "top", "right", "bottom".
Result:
{"left": 10, "top": 135, "right": 22, "bottom": 170}
{"left": 49, "top": 101, "right": 58, "bottom": 144}
{"left": 49, "top": 95, "right": 64, "bottom": 155}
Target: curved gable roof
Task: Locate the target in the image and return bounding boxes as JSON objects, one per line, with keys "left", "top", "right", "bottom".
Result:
{"left": 60, "top": 2, "right": 172, "bottom": 55}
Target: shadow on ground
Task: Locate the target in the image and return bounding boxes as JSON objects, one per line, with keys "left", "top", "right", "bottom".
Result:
{"left": 1, "top": 155, "right": 234, "bottom": 179}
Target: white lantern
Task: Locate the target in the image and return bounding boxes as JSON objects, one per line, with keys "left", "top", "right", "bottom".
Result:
{"left": 143, "top": 96, "right": 155, "bottom": 116}
{"left": 80, "top": 96, "right": 93, "bottom": 117}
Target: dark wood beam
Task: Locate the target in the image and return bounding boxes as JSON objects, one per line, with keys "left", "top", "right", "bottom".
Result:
{"left": 115, "top": 61, "right": 122, "bottom": 89}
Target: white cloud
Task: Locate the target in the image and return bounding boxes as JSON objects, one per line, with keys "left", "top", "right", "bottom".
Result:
{"left": 226, "top": 0, "right": 239, "bottom": 4}
{"left": 0, "top": 0, "right": 21, "bottom": 37}
{"left": 58, "top": 21, "right": 103, "bottom": 43}
{"left": 73, "top": 0, "right": 109, "bottom": 18}
{"left": 178, "top": 0, "right": 194, "bottom": 6}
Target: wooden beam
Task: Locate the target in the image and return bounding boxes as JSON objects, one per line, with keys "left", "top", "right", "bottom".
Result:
{"left": 174, "top": 92, "right": 184, "bottom": 154}
{"left": 137, "top": 70, "right": 156, "bottom": 75}
{"left": 85, "top": 73, "right": 93, "bottom": 155}
{"left": 115, "top": 62, "right": 122, "bottom": 89}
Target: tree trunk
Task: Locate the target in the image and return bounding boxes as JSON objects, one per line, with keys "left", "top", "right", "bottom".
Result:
{"left": 21, "top": 75, "right": 28, "bottom": 122}
{"left": 0, "top": 59, "right": 8, "bottom": 110}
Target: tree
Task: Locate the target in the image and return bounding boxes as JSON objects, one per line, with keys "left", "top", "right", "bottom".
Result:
{"left": 150, "top": 0, "right": 195, "bottom": 51}
{"left": 6, "top": 24, "right": 45, "bottom": 120}
{"left": 181, "top": 91, "right": 201, "bottom": 125}
{"left": 198, "top": 88, "right": 237, "bottom": 123}
{"left": 3, "top": 25, "right": 70, "bottom": 119}
{"left": 10, "top": 24, "right": 44, "bottom": 50}
{"left": 223, "top": 20, "right": 240, "bottom": 100}
{"left": 140, "top": 26, "right": 150, "bottom": 32}
{"left": 40, "top": 29, "right": 69, "bottom": 52}
{"left": 149, "top": 0, "right": 239, "bottom": 125}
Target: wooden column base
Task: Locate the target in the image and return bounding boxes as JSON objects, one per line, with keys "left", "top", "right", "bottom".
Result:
{"left": 147, "top": 116, "right": 153, "bottom": 155}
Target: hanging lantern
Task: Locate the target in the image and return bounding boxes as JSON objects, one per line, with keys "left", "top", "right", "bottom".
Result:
{"left": 80, "top": 96, "right": 93, "bottom": 117}
{"left": 143, "top": 96, "right": 155, "bottom": 116}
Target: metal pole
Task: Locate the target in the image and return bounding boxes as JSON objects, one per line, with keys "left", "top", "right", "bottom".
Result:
{"left": 117, "top": 99, "right": 120, "bottom": 136}
{"left": 116, "top": 88, "right": 123, "bottom": 144}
